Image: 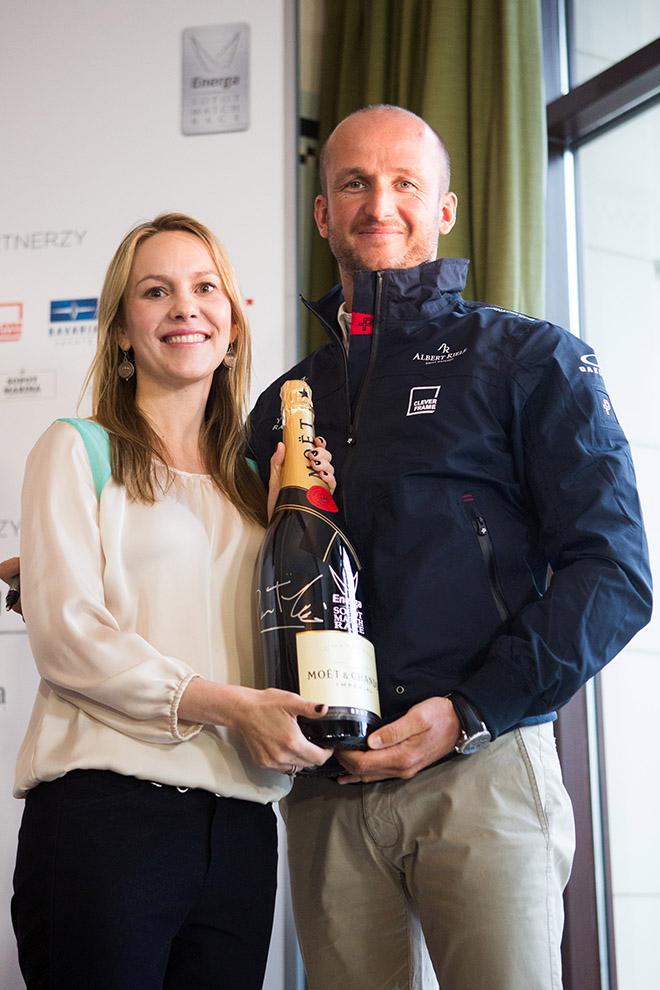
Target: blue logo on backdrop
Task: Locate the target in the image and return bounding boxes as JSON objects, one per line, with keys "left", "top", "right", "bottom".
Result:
{"left": 50, "top": 298, "right": 97, "bottom": 322}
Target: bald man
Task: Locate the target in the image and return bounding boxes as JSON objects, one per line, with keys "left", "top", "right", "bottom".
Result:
{"left": 248, "top": 106, "right": 651, "bottom": 990}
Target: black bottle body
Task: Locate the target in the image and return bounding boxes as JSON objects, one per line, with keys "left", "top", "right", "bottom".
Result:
{"left": 256, "top": 484, "right": 381, "bottom": 751}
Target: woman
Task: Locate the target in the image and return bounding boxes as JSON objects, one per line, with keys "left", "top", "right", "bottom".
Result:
{"left": 11, "top": 212, "right": 333, "bottom": 988}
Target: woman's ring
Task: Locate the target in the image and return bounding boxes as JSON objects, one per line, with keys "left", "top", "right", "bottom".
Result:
{"left": 287, "top": 764, "right": 299, "bottom": 776}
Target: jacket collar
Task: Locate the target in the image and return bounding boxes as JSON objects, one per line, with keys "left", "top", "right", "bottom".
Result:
{"left": 304, "top": 258, "right": 470, "bottom": 342}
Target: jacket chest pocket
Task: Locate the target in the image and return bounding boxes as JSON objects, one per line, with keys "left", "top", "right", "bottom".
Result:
{"left": 460, "top": 493, "right": 512, "bottom": 624}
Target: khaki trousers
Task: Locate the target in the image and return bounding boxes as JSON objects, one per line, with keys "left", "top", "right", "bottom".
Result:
{"left": 284, "top": 723, "right": 575, "bottom": 990}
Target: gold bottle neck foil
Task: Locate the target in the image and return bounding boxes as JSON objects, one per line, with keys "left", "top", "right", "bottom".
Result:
{"left": 279, "top": 380, "right": 329, "bottom": 493}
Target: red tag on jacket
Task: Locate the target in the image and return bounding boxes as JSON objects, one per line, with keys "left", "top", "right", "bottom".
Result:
{"left": 350, "top": 312, "right": 374, "bottom": 335}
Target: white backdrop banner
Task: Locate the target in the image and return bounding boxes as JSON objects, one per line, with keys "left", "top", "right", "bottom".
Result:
{"left": 0, "top": 1, "right": 298, "bottom": 986}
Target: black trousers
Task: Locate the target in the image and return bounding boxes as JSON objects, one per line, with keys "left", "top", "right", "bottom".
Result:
{"left": 12, "top": 770, "right": 278, "bottom": 989}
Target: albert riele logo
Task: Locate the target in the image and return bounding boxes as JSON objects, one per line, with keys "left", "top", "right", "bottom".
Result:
{"left": 0, "top": 302, "right": 23, "bottom": 343}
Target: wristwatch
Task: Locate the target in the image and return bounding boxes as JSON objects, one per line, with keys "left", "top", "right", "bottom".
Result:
{"left": 448, "top": 693, "right": 492, "bottom": 755}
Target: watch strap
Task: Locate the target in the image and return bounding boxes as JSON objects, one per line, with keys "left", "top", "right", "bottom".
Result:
{"left": 448, "top": 693, "right": 492, "bottom": 754}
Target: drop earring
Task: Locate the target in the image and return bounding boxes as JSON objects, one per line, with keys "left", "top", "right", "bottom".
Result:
{"left": 223, "top": 344, "right": 236, "bottom": 368}
{"left": 118, "top": 349, "right": 135, "bottom": 380}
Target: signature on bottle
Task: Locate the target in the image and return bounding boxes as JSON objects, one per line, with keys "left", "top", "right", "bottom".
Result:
{"left": 257, "top": 575, "right": 326, "bottom": 633}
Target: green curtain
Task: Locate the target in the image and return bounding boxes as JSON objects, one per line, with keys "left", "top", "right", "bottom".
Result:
{"left": 302, "top": 0, "right": 545, "bottom": 352}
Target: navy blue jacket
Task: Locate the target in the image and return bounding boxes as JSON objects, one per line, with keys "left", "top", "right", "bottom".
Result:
{"left": 249, "top": 258, "right": 652, "bottom": 738}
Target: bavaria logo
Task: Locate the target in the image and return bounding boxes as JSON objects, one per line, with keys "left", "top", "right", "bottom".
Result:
{"left": 49, "top": 298, "right": 98, "bottom": 343}
{"left": 50, "top": 299, "right": 97, "bottom": 322}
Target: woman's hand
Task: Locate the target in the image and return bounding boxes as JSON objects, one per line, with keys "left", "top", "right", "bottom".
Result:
{"left": 267, "top": 437, "right": 335, "bottom": 521}
{"left": 178, "top": 678, "right": 332, "bottom": 773}
{"left": 306, "top": 436, "right": 335, "bottom": 492}
{"left": 0, "top": 556, "right": 22, "bottom": 615}
{"left": 227, "top": 686, "right": 332, "bottom": 773}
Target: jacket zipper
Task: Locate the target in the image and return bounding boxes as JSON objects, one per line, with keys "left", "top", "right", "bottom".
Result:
{"left": 300, "top": 297, "right": 354, "bottom": 438}
{"left": 302, "top": 272, "right": 384, "bottom": 448}
{"left": 347, "top": 270, "right": 384, "bottom": 446}
{"left": 303, "top": 274, "right": 384, "bottom": 528}
{"left": 340, "top": 272, "right": 384, "bottom": 531}
{"left": 462, "top": 496, "right": 511, "bottom": 623}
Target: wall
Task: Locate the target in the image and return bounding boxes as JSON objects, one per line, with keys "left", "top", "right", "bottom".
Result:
{"left": 0, "top": 2, "right": 297, "bottom": 987}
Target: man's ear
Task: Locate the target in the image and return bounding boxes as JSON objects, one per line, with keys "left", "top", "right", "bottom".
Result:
{"left": 438, "top": 192, "right": 458, "bottom": 237}
{"left": 314, "top": 194, "right": 329, "bottom": 240}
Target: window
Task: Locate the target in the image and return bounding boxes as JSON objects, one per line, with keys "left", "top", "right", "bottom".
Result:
{"left": 545, "top": 3, "right": 660, "bottom": 987}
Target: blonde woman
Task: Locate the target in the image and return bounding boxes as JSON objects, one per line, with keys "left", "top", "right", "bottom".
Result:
{"left": 11, "top": 213, "right": 332, "bottom": 989}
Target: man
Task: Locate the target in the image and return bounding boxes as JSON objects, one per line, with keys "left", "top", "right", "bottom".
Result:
{"left": 247, "top": 105, "right": 652, "bottom": 989}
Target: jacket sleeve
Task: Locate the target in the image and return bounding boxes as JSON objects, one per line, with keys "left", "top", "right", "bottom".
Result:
{"left": 20, "top": 422, "right": 203, "bottom": 744}
{"left": 457, "top": 330, "right": 652, "bottom": 737}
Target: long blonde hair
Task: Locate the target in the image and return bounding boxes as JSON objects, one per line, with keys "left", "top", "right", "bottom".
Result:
{"left": 82, "top": 212, "right": 266, "bottom": 526}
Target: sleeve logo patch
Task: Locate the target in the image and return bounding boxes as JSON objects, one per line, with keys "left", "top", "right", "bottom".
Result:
{"left": 594, "top": 387, "right": 620, "bottom": 428}
{"left": 406, "top": 385, "right": 442, "bottom": 415}
{"left": 579, "top": 353, "right": 603, "bottom": 378}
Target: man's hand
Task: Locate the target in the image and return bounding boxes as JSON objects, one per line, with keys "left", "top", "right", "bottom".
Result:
{"left": 336, "top": 696, "right": 461, "bottom": 784}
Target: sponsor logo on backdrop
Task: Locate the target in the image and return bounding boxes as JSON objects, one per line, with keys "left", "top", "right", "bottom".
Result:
{"left": 406, "top": 385, "right": 442, "bottom": 416}
{"left": 0, "top": 302, "right": 22, "bottom": 342}
{"left": 50, "top": 299, "right": 97, "bottom": 322}
{"left": 1, "top": 369, "right": 57, "bottom": 400}
{"left": 182, "top": 23, "right": 250, "bottom": 135}
{"left": 0, "top": 687, "right": 6, "bottom": 708}
{"left": 0, "top": 519, "right": 20, "bottom": 538}
{"left": 48, "top": 298, "right": 97, "bottom": 343}
{"left": 0, "top": 230, "right": 87, "bottom": 251}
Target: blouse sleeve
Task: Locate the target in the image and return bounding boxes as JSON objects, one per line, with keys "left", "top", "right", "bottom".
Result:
{"left": 20, "top": 421, "right": 203, "bottom": 744}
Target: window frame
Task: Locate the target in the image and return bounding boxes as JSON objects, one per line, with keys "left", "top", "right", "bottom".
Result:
{"left": 542, "top": 5, "right": 660, "bottom": 989}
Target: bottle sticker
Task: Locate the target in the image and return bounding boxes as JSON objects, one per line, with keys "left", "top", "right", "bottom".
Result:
{"left": 296, "top": 630, "right": 380, "bottom": 714}
{"left": 307, "top": 485, "right": 338, "bottom": 513}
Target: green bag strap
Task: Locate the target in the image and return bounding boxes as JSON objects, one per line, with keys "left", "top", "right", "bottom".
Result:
{"left": 58, "top": 418, "right": 257, "bottom": 498}
{"left": 58, "top": 418, "right": 112, "bottom": 500}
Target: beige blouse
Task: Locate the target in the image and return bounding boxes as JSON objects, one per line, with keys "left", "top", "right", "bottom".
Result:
{"left": 15, "top": 420, "right": 290, "bottom": 804}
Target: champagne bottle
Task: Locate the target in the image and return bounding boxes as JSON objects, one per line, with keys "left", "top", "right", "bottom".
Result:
{"left": 256, "top": 380, "right": 381, "bottom": 752}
